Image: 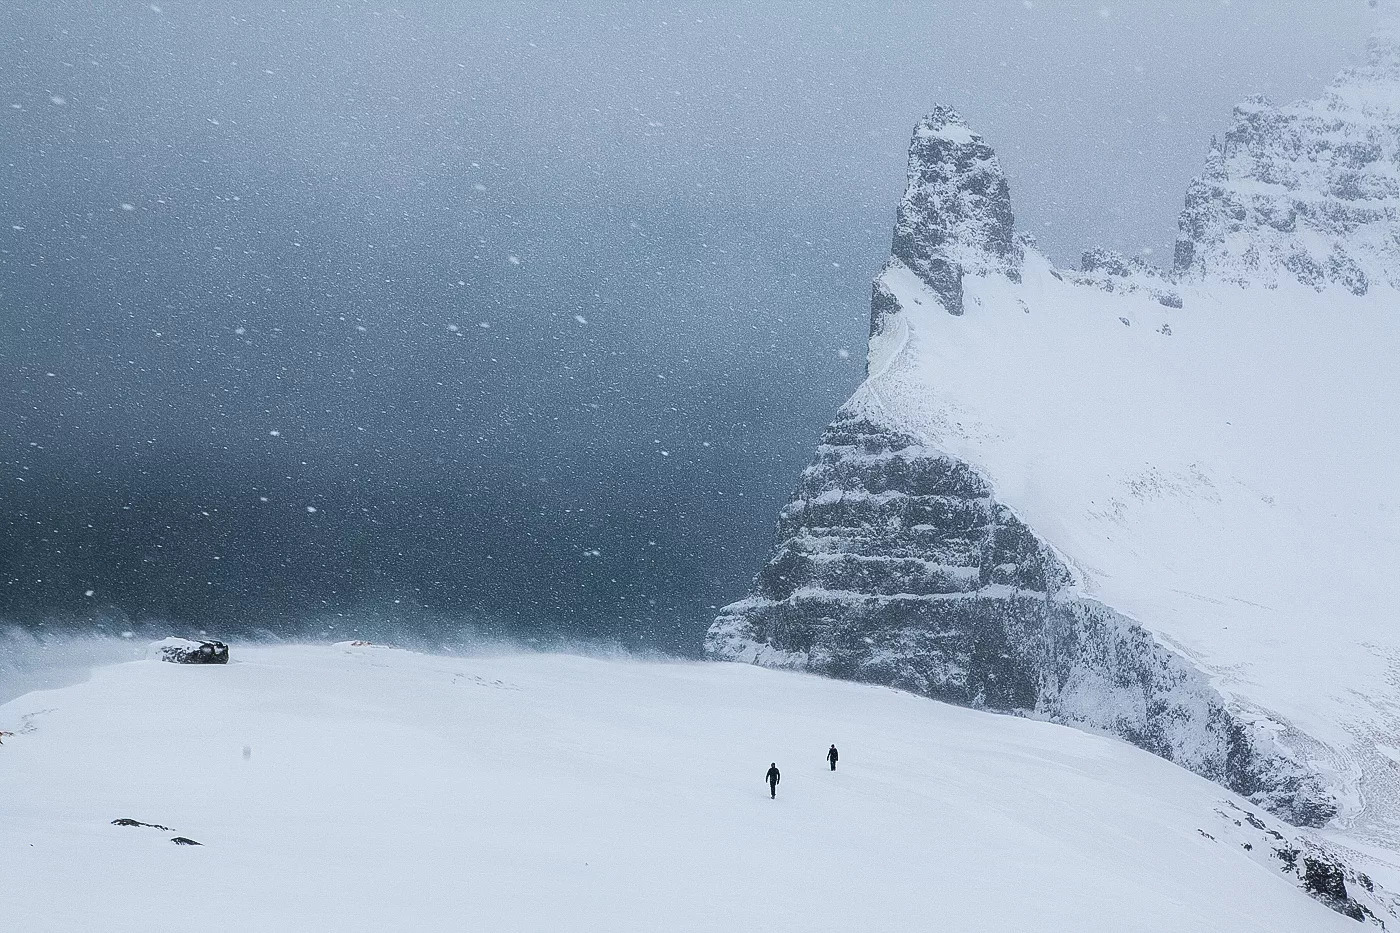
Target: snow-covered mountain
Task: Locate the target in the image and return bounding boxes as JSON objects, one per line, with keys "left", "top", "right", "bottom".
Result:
{"left": 709, "top": 28, "right": 1400, "bottom": 856}
{"left": 1, "top": 644, "right": 1393, "bottom": 931}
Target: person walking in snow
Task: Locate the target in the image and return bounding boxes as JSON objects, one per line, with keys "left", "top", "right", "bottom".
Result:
{"left": 827, "top": 744, "right": 839, "bottom": 771}
{"left": 765, "top": 762, "right": 781, "bottom": 799}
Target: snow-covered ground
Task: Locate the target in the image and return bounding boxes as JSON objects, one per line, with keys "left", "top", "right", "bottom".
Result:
{"left": 859, "top": 256, "right": 1400, "bottom": 841}
{"left": 0, "top": 644, "right": 1384, "bottom": 931}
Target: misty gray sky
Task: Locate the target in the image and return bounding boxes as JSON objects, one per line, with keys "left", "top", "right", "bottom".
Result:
{"left": 0, "top": 1, "right": 1378, "bottom": 648}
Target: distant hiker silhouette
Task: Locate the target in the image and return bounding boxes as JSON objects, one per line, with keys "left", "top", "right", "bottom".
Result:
{"left": 827, "top": 744, "right": 839, "bottom": 771}
{"left": 765, "top": 763, "right": 781, "bottom": 799}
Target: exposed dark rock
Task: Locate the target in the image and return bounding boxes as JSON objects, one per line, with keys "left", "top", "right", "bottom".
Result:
{"left": 868, "top": 276, "right": 901, "bottom": 352}
{"left": 1304, "top": 857, "right": 1350, "bottom": 903}
{"left": 157, "top": 638, "right": 229, "bottom": 665}
{"left": 170, "top": 837, "right": 203, "bottom": 846}
{"left": 1302, "top": 856, "right": 1369, "bottom": 922}
{"left": 112, "top": 818, "right": 174, "bottom": 831}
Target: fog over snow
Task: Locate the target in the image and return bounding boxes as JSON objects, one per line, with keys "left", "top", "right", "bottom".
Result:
{"left": 0, "top": 1, "right": 1377, "bottom": 648}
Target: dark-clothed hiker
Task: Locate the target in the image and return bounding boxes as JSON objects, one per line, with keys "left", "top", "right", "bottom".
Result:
{"left": 765, "top": 763, "right": 781, "bottom": 798}
{"left": 827, "top": 744, "right": 839, "bottom": 771}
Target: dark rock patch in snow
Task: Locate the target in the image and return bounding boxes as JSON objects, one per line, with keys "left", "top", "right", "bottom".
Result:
{"left": 1206, "top": 800, "right": 1392, "bottom": 925}
{"left": 112, "top": 818, "right": 174, "bottom": 831}
{"left": 155, "top": 638, "right": 229, "bottom": 665}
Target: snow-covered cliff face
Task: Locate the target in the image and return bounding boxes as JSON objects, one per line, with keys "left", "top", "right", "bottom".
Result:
{"left": 707, "top": 410, "right": 1330, "bottom": 824}
{"left": 1175, "top": 31, "right": 1400, "bottom": 293}
{"left": 710, "top": 33, "right": 1400, "bottom": 846}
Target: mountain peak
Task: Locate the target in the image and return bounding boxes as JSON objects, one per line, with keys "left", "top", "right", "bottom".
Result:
{"left": 1174, "top": 27, "right": 1400, "bottom": 293}
{"left": 890, "top": 107, "right": 1020, "bottom": 315}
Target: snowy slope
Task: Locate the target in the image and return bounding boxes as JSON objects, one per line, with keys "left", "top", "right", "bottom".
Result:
{"left": 0, "top": 644, "right": 1389, "bottom": 932}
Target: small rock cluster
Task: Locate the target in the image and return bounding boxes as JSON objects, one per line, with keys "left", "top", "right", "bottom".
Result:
{"left": 112, "top": 817, "right": 202, "bottom": 847}
{"left": 154, "top": 637, "right": 229, "bottom": 665}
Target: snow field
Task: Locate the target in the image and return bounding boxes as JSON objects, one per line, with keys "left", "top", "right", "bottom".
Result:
{"left": 0, "top": 644, "right": 1369, "bottom": 932}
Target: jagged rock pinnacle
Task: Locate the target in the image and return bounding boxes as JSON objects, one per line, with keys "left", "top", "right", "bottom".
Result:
{"left": 889, "top": 107, "right": 1020, "bottom": 315}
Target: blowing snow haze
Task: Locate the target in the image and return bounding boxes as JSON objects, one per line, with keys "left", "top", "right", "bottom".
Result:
{"left": 0, "top": 1, "right": 1376, "bottom": 649}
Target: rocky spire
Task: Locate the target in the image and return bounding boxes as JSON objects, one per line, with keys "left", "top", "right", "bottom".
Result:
{"left": 889, "top": 107, "right": 1020, "bottom": 315}
{"left": 1174, "top": 23, "right": 1400, "bottom": 294}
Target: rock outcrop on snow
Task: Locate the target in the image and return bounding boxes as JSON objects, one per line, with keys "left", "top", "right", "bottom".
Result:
{"left": 154, "top": 637, "right": 229, "bottom": 665}
{"left": 1207, "top": 799, "right": 1394, "bottom": 926}
{"left": 1174, "top": 28, "right": 1400, "bottom": 293}
{"left": 1069, "top": 248, "right": 1183, "bottom": 308}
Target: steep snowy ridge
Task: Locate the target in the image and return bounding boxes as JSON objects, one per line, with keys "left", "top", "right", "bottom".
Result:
{"left": 1176, "top": 29, "right": 1400, "bottom": 292}
{"left": 710, "top": 23, "right": 1400, "bottom": 887}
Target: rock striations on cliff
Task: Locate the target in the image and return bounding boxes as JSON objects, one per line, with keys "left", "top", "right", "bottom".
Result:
{"left": 708, "top": 408, "right": 1330, "bottom": 826}
{"left": 709, "top": 26, "right": 1400, "bottom": 856}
